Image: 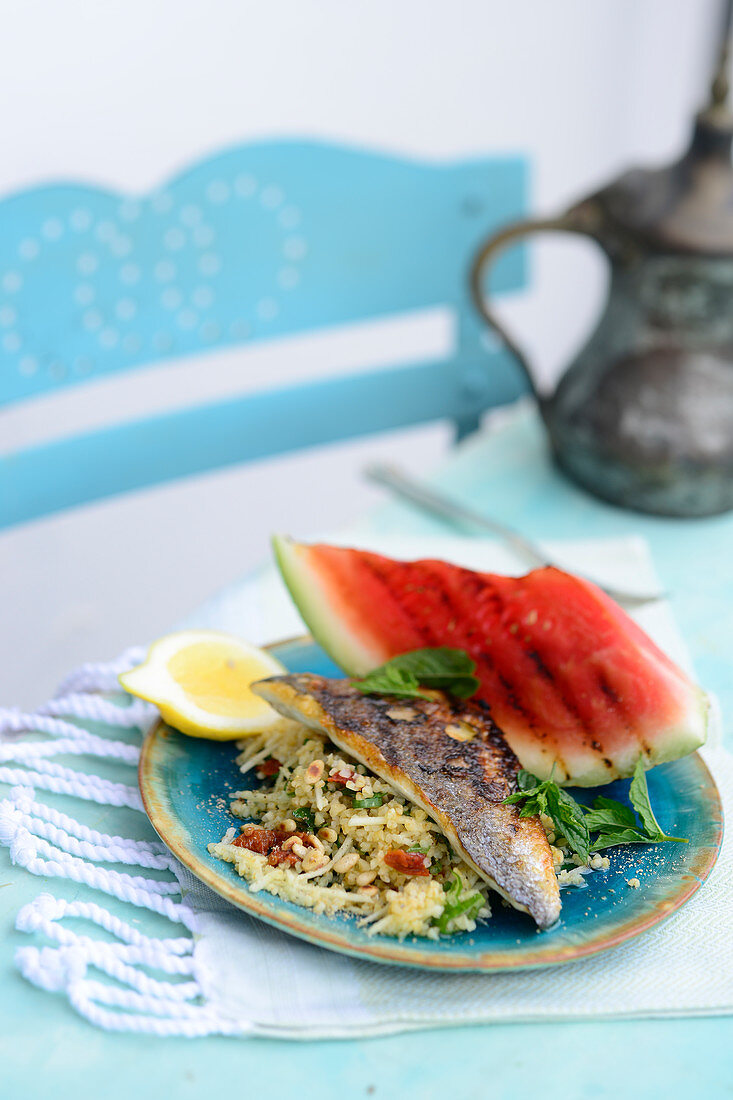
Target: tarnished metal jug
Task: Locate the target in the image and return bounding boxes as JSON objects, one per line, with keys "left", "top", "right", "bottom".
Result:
{"left": 471, "top": 20, "right": 733, "bottom": 517}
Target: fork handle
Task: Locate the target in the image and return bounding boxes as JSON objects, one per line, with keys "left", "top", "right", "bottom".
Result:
{"left": 364, "top": 463, "right": 664, "bottom": 609}
{"left": 365, "top": 464, "right": 549, "bottom": 569}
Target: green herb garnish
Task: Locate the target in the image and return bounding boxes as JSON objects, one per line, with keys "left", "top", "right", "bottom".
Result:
{"left": 442, "top": 870, "right": 462, "bottom": 899}
{"left": 583, "top": 758, "right": 687, "bottom": 851}
{"left": 504, "top": 758, "right": 687, "bottom": 862}
{"left": 292, "top": 807, "right": 316, "bottom": 831}
{"left": 352, "top": 648, "right": 479, "bottom": 701}
{"left": 505, "top": 769, "right": 590, "bottom": 863}
{"left": 352, "top": 793, "right": 385, "bottom": 809}
{"left": 407, "top": 844, "right": 430, "bottom": 854}
{"left": 434, "top": 872, "right": 484, "bottom": 932}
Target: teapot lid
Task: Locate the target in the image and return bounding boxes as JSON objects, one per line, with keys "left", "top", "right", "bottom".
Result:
{"left": 595, "top": 11, "right": 733, "bottom": 255}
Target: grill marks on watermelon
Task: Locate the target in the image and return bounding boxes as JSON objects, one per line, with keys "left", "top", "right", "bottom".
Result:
{"left": 311, "top": 545, "right": 427, "bottom": 656}
{"left": 283, "top": 539, "right": 707, "bottom": 785}
{"left": 310, "top": 547, "right": 677, "bottom": 774}
{"left": 331, "top": 554, "right": 595, "bottom": 771}
{"left": 478, "top": 569, "right": 660, "bottom": 765}
{"left": 357, "top": 555, "right": 457, "bottom": 650}
{"left": 421, "top": 564, "right": 594, "bottom": 776}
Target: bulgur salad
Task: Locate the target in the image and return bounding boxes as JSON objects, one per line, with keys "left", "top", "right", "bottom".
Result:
{"left": 208, "top": 715, "right": 608, "bottom": 940}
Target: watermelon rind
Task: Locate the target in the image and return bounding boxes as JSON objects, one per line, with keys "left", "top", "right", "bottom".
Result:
{"left": 518, "top": 688, "right": 709, "bottom": 787}
{"left": 273, "top": 534, "right": 382, "bottom": 675}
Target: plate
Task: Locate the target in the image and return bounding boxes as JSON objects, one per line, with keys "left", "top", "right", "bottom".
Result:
{"left": 139, "top": 636, "right": 723, "bottom": 972}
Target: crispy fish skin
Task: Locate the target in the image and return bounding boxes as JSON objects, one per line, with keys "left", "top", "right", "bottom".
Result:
{"left": 252, "top": 673, "right": 561, "bottom": 929}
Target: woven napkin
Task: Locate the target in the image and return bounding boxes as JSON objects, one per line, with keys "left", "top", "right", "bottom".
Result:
{"left": 177, "top": 533, "right": 733, "bottom": 1037}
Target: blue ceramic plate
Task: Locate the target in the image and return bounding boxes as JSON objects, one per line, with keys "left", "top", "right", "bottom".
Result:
{"left": 139, "top": 636, "right": 723, "bottom": 972}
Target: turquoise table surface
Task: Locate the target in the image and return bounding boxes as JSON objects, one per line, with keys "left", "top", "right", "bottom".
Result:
{"left": 2, "top": 405, "right": 732, "bottom": 1099}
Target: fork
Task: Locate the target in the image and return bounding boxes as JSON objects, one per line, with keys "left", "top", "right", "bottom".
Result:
{"left": 364, "top": 463, "right": 665, "bottom": 610}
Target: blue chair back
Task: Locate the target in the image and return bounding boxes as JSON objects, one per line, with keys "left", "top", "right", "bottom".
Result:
{"left": 0, "top": 140, "right": 528, "bottom": 529}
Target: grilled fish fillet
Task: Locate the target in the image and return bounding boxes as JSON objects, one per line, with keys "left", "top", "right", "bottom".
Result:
{"left": 252, "top": 673, "right": 561, "bottom": 929}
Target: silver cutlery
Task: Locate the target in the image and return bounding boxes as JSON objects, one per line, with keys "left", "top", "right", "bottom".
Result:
{"left": 364, "top": 463, "right": 665, "bottom": 609}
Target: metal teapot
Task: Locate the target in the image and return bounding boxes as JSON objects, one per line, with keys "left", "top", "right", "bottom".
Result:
{"left": 471, "top": 20, "right": 733, "bottom": 517}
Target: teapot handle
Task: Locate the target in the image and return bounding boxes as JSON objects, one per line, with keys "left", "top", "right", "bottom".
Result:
{"left": 469, "top": 204, "right": 603, "bottom": 402}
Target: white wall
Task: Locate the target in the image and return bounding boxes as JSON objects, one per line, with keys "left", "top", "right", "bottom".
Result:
{"left": 0, "top": 0, "right": 720, "bottom": 704}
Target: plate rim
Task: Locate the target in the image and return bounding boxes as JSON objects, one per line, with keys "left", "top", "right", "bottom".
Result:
{"left": 138, "top": 634, "right": 724, "bottom": 973}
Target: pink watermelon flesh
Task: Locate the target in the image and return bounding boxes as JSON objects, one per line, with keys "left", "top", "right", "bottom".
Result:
{"left": 273, "top": 536, "right": 708, "bottom": 787}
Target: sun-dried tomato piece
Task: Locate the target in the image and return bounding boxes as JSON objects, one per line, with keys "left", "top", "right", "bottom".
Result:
{"left": 257, "top": 757, "right": 281, "bottom": 777}
{"left": 232, "top": 826, "right": 280, "bottom": 854}
{"left": 383, "top": 849, "right": 430, "bottom": 876}
{"left": 267, "top": 847, "right": 298, "bottom": 868}
{"left": 328, "top": 769, "right": 355, "bottom": 786}
{"left": 231, "top": 826, "right": 314, "bottom": 867}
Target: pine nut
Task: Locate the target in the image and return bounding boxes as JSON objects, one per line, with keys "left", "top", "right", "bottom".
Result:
{"left": 282, "top": 819, "right": 297, "bottom": 833}
{"left": 318, "top": 827, "right": 337, "bottom": 843}
{"left": 359, "top": 885, "right": 378, "bottom": 896}
{"left": 304, "top": 760, "right": 324, "bottom": 783}
{"left": 356, "top": 870, "right": 378, "bottom": 886}
{"left": 301, "top": 849, "right": 326, "bottom": 872}
{"left": 386, "top": 706, "right": 417, "bottom": 721}
{"left": 333, "top": 852, "right": 359, "bottom": 873}
{"left": 445, "top": 722, "right": 476, "bottom": 742}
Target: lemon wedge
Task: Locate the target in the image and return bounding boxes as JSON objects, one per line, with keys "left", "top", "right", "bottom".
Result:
{"left": 119, "top": 630, "right": 287, "bottom": 739}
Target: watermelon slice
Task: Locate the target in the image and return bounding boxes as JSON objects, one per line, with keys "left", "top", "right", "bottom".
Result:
{"left": 273, "top": 535, "right": 708, "bottom": 787}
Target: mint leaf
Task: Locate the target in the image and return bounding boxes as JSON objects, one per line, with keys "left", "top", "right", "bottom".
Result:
{"left": 503, "top": 787, "right": 547, "bottom": 815}
{"left": 555, "top": 787, "right": 591, "bottom": 864}
{"left": 627, "top": 757, "right": 687, "bottom": 844}
{"left": 504, "top": 771, "right": 589, "bottom": 863}
{"left": 352, "top": 648, "right": 479, "bottom": 700}
{"left": 517, "top": 769, "right": 542, "bottom": 792}
{"left": 504, "top": 762, "right": 686, "bottom": 866}
{"left": 629, "top": 757, "right": 664, "bottom": 839}
{"left": 352, "top": 664, "right": 429, "bottom": 699}
{"left": 587, "top": 795, "right": 637, "bottom": 829}
{"left": 584, "top": 803, "right": 637, "bottom": 832}
{"left": 586, "top": 827, "right": 651, "bottom": 852}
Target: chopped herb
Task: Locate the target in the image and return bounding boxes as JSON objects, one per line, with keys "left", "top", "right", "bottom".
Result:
{"left": 437, "top": 892, "right": 484, "bottom": 932}
{"left": 352, "top": 793, "right": 385, "bottom": 809}
{"left": 434, "top": 872, "right": 484, "bottom": 932}
{"left": 352, "top": 648, "right": 479, "bottom": 701}
{"left": 504, "top": 758, "right": 687, "bottom": 863}
{"left": 443, "top": 870, "right": 462, "bottom": 900}
{"left": 407, "top": 844, "right": 430, "bottom": 854}
{"left": 292, "top": 807, "right": 316, "bottom": 831}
